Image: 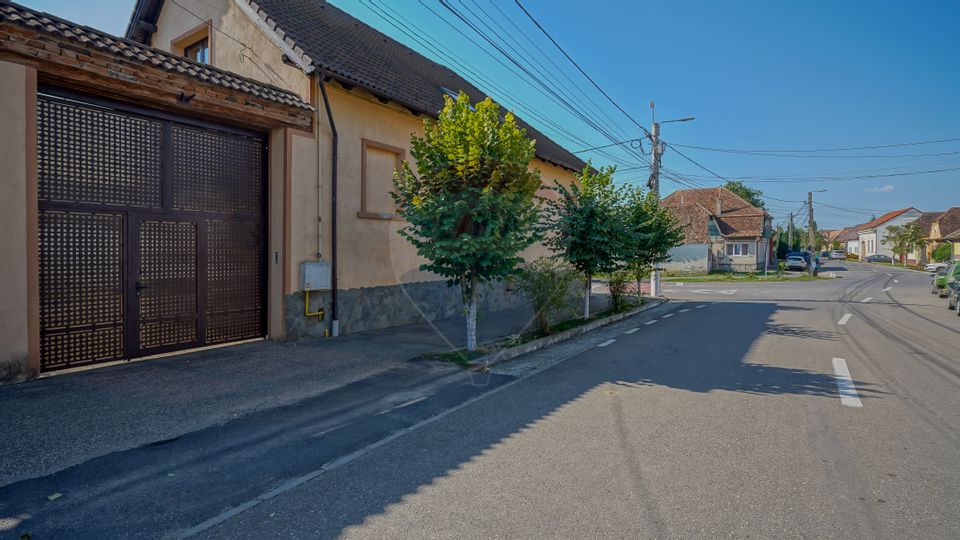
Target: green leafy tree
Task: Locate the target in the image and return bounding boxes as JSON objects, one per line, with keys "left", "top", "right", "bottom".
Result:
{"left": 392, "top": 92, "right": 541, "bottom": 351}
{"left": 723, "top": 180, "right": 765, "bottom": 210}
{"left": 882, "top": 222, "right": 927, "bottom": 266}
{"left": 932, "top": 242, "right": 952, "bottom": 262}
{"left": 543, "top": 164, "right": 629, "bottom": 320}
{"left": 623, "top": 186, "right": 684, "bottom": 296}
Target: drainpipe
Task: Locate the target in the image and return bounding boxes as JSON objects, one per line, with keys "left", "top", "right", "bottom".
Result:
{"left": 318, "top": 76, "right": 339, "bottom": 336}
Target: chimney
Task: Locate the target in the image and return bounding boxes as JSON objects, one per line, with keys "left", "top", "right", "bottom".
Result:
{"left": 716, "top": 197, "right": 722, "bottom": 215}
{"left": 680, "top": 193, "right": 684, "bottom": 204}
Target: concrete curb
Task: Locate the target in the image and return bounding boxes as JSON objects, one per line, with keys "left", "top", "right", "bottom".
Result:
{"left": 470, "top": 298, "right": 668, "bottom": 370}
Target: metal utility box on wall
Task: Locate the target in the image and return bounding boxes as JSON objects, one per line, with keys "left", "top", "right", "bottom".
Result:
{"left": 300, "top": 261, "right": 331, "bottom": 291}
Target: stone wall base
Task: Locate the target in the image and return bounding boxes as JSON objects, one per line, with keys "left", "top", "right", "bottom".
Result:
{"left": 0, "top": 356, "right": 28, "bottom": 384}
{"left": 285, "top": 279, "right": 532, "bottom": 340}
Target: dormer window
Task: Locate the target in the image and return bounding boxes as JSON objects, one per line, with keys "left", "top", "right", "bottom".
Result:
{"left": 183, "top": 37, "right": 209, "bottom": 64}
{"left": 171, "top": 21, "right": 212, "bottom": 65}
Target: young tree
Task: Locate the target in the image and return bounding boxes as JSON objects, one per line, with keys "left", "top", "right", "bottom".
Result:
{"left": 723, "top": 180, "right": 765, "bottom": 210}
{"left": 392, "top": 92, "right": 541, "bottom": 351}
{"left": 543, "top": 164, "right": 629, "bottom": 320}
{"left": 882, "top": 222, "right": 926, "bottom": 266}
{"left": 623, "top": 186, "right": 684, "bottom": 296}
{"left": 516, "top": 258, "right": 578, "bottom": 335}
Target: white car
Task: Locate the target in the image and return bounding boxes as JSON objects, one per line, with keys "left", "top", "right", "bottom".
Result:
{"left": 925, "top": 261, "right": 951, "bottom": 272}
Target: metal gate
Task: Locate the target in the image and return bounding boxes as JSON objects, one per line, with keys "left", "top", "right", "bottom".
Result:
{"left": 37, "top": 90, "right": 266, "bottom": 371}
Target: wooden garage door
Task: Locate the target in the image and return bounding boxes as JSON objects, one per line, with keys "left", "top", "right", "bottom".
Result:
{"left": 36, "top": 90, "right": 266, "bottom": 371}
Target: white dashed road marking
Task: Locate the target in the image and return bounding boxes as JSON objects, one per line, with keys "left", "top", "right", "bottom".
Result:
{"left": 662, "top": 313, "right": 675, "bottom": 318}
{"left": 861, "top": 297, "right": 872, "bottom": 303}
{"left": 598, "top": 339, "right": 616, "bottom": 347}
{"left": 838, "top": 314, "right": 852, "bottom": 326}
{"left": 679, "top": 308, "right": 690, "bottom": 313}
{"left": 883, "top": 287, "right": 892, "bottom": 292}
{"left": 624, "top": 328, "right": 639, "bottom": 335}
{"left": 696, "top": 304, "right": 707, "bottom": 309}
{"left": 832, "top": 358, "right": 863, "bottom": 408}
{"left": 643, "top": 320, "right": 658, "bottom": 326}
{"left": 894, "top": 279, "right": 899, "bottom": 283}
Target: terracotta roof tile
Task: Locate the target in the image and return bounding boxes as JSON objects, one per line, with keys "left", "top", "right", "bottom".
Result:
{"left": 663, "top": 187, "right": 767, "bottom": 239}
{"left": 855, "top": 208, "right": 916, "bottom": 231}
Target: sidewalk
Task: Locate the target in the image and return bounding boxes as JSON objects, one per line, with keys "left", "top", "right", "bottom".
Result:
{"left": 0, "top": 294, "right": 608, "bottom": 487}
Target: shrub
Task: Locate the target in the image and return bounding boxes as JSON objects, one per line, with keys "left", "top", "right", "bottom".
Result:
{"left": 516, "top": 258, "right": 579, "bottom": 335}
{"left": 607, "top": 268, "right": 633, "bottom": 312}
{"left": 932, "top": 243, "right": 952, "bottom": 262}
{"left": 777, "top": 261, "right": 786, "bottom": 276}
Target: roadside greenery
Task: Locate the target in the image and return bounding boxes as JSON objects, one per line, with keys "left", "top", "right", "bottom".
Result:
{"left": 932, "top": 242, "right": 952, "bottom": 262}
{"left": 394, "top": 93, "right": 686, "bottom": 350}
{"left": 392, "top": 92, "right": 541, "bottom": 351}
{"left": 542, "top": 164, "right": 630, "bottom": 320}
{"left": 516, "top": 258, "right": 579, "bottom": 335}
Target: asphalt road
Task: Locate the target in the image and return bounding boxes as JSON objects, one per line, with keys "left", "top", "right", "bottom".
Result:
{"left": 3, "top": 261, "right": 958, "bottom": 538}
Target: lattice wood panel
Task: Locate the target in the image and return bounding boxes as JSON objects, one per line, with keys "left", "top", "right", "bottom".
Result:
{"left": 171, "top": 126, "right": 262, "bottom": 215}
{"left": 37, "top": 97, "right": 162, "bottom": 207}
{"left": 206, "top": 220, "right": 263, "bottom": 343}
{"left": 39, "top": 211, "right": 124, "bottom": 370}
{"left": 138, "top": 220, "right": 198, "bottom": 350}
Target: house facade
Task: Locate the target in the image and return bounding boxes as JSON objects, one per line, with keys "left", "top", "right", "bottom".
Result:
{"left": 906, "top": 211, "right": 943, "bottom": 264}
{"left": 927, "top": 207, "right": 960, "bottom": 260}
{"left": 661, "top": 187, "right": 773, "bottom": 273}
{"left": 856, "top": 208, "right": 921, "bottom": 260}
{"left": 0, "top": 0, "right": 583, "bottom": 381}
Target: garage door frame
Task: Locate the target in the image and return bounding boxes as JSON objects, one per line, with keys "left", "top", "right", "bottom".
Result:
{"left": 37, "top": 85, "right": 269, "bottom": 371}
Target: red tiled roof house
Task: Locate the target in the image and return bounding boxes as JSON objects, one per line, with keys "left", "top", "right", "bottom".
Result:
{"left": 661, "top": 187, "right": 773, "bottom": 273}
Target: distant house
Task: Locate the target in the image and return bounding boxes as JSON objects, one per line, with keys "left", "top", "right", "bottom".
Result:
{"left": 929, "top": 207, "right": 960, "bottom": 260}
{"left": 856, "top": 208, "right": 922, "bottom": 261}
{"left": 834, "top": 227, "right": 861, "bottom": 255}
{"left": 662, "top": 187, "right": 773, "bottom": 272}
{"left": 907, "top": 211, "right": 944, "bottom": 264}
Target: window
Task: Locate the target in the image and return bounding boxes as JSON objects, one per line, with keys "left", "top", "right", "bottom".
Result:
{"left": 183, "top": 37, "right": 209, "bottom": 64}
{"left": 726, "top": 243, "right": 749, "bottom": 256}
{"left": 171, "top": 21, "right": 212, "bottom": 66}
{"left": 358, "top": 139, "right": 404, "bottom": 220}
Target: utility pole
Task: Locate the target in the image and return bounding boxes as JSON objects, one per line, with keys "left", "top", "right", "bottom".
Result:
{"left": 648, "top": 102, "right": 662, "bottom": 297}
{"left": 807, "top": 191, "right": 816, "bottom": 276}
{"left": 646, "top": 102, "right": 694, "bottom": 296}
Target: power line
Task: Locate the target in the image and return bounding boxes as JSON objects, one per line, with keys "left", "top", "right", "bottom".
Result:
{"left": 513, "top": 0, "right": 651, "bottom": 136}
{"left": 668, "top": 136, "right": 960, "bottom": 154}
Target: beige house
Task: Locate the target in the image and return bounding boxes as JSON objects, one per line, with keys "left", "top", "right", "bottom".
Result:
{"left": 661, "top": 187, "right": 773, "bottom": 273}
{"left": 0, "top": 0, "right": 583, "bottom": 381}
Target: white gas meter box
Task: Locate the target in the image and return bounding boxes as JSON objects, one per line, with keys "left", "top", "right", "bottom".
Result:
{"left": 300, "top": 261, "right": 331, "bottom": 291}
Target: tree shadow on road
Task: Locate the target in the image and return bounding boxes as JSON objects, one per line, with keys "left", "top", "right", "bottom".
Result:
{"left": 0, "top": 301, "right": 887, "bottom": 538}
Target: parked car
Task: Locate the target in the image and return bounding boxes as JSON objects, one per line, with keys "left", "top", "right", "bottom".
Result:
{"left": 785, "top": 251, "right": 812, "bottom": 265}
{"left": 785, "top": 255, "right": 808, "bottom": 271}
{"left": 948, "top": 280, "right": 960, "bottom": 316}
{"left": 830, "top": 250, "right": 846, "bottom": 260}
{"left": 925, "top": 261, "right": 948, "bottom": 272}
{"left": 818, "top": 251, "right": 830, "bottom": 264}
{"left": 931, "top": 267, "right": 949, "bottom": 297}
{"left": 865, "top": 254, "right": 892, "bottom": 263}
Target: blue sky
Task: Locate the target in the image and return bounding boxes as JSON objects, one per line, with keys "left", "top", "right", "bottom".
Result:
{"left": 20, "top": 0, "right": 960, "bottom": 229}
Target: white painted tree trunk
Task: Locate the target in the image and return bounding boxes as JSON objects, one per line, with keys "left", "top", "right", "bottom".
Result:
{"left": 583, "top": 273, "right": 591, "bottom": 320}
{"left": 466, "top": 274, "right": 478, "bottom": 351}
